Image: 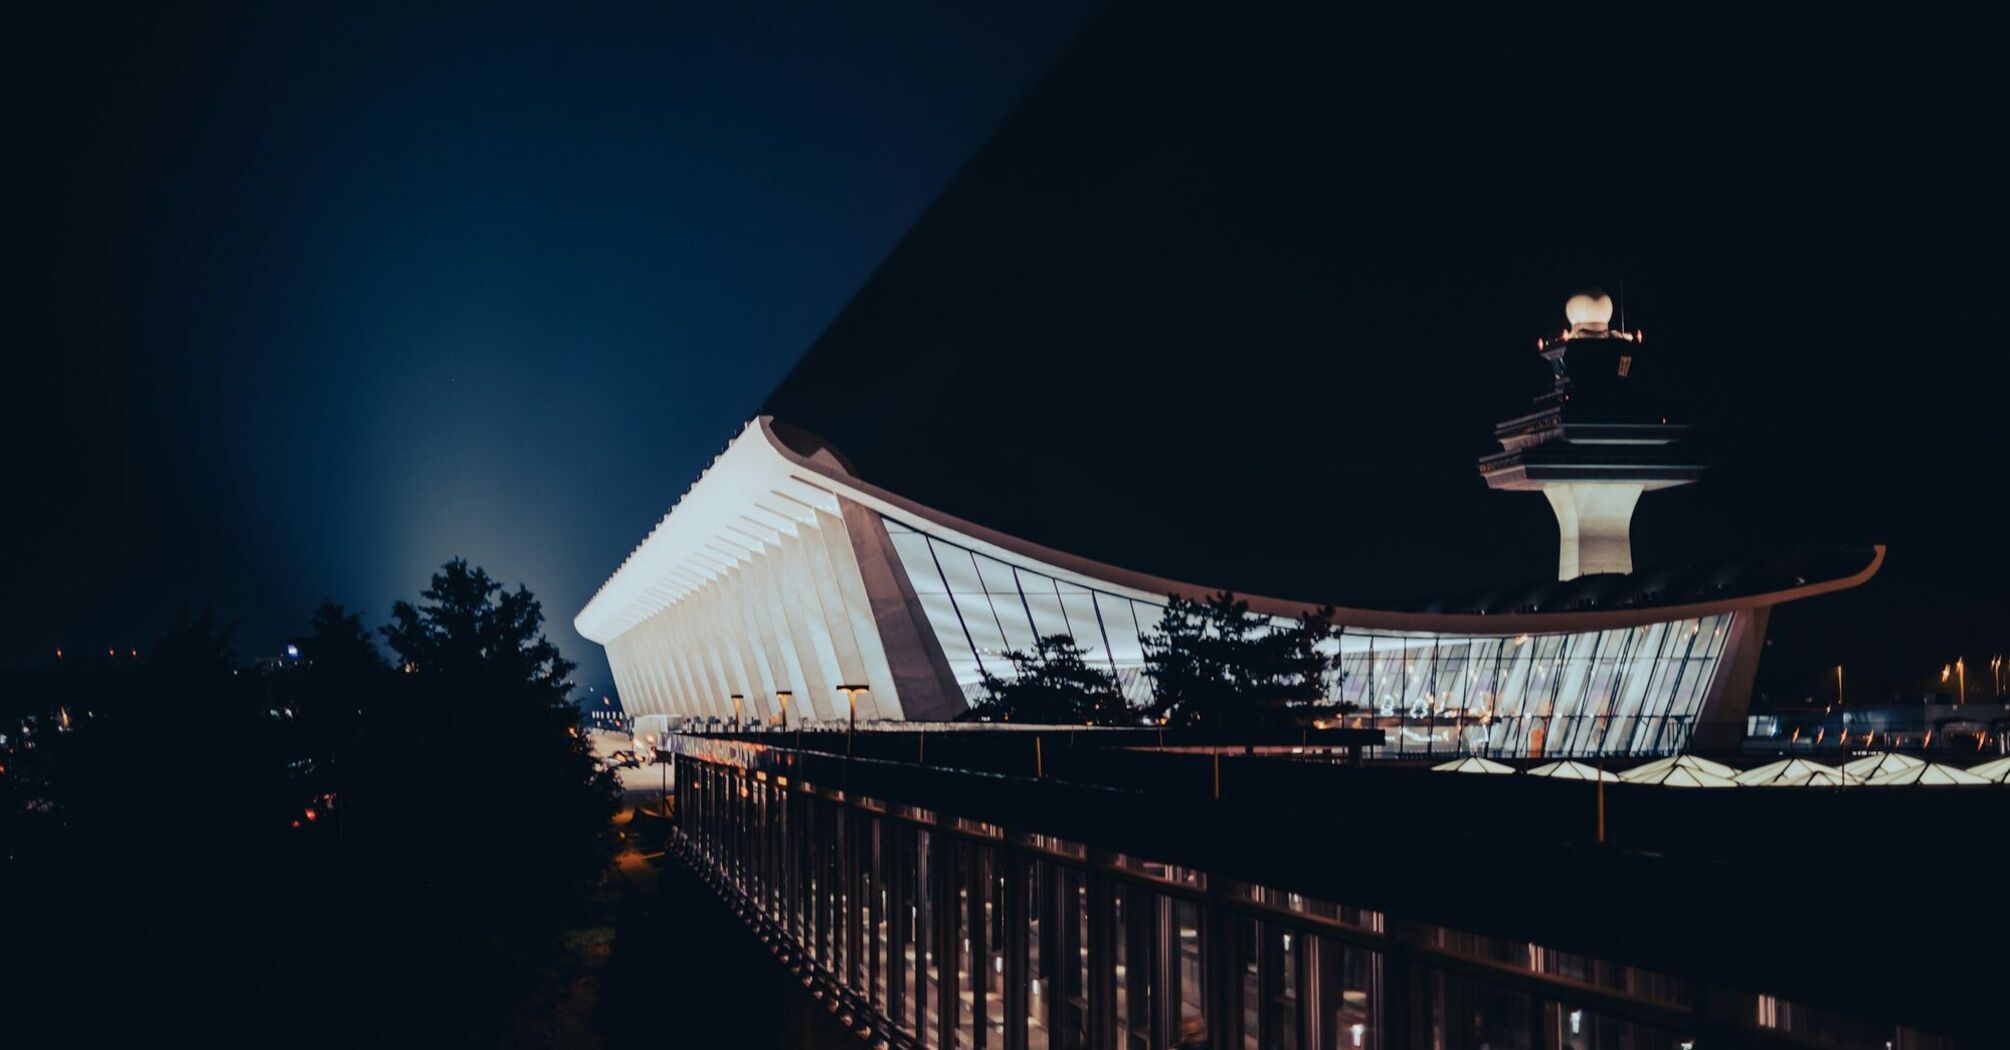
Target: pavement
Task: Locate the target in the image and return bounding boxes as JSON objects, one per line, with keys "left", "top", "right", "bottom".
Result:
{"left": 591, "top": 791, "right": 871, "bottom": 1050}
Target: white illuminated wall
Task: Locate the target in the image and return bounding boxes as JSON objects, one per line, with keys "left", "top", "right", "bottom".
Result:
{"left": 579, "top": 419, "right": 1737, "bottom": 756}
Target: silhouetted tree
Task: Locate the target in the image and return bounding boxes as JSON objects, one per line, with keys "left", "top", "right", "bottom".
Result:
{"left": 149, "top": 605, "right": 238, "bottom": 695}
{"left": 318, "top": 558, "right": 620, "bottom": 1045}
{"left": 5, "top": 609, "right": 294, "bottom": 1044}
{"left": 967, "top": 633, "right": 1135, "bottom": 724}
{"left": 282, "top": 600, "right": 389, "bottom": 831}
{"left": 1143, "top": 592, "right": 1253, "bottom": 728}
{"left": 1249, "top": 605, "right": 1339, "bottom": 714}
{"left": 383, "top": 558, "right": 572, "bottom": 694}
{"left": 1142, "top": 592, "right": 1336, "bottom": 728}
{"left": 298, "top": 598, "right": 388, "bottom": 675}
{"left": 4, "top": 568, "right": 617, "bottom": 1049}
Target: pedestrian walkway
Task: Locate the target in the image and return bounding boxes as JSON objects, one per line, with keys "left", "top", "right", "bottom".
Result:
{"left": 593, "top": 807, "right": 862, "bottom": 1049}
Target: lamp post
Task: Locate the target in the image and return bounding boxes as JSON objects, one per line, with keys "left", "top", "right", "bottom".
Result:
{"left": 837, "top": 685, "right": 870, "bottom": 734}
{"left": 837, "top": 685, "right": 870, "bottom": 758}
{"left": 777, "top": 690, "right": 792, "bottom": 731}
{"left": 731, "top": 694, "right": 744, "bottom": 733}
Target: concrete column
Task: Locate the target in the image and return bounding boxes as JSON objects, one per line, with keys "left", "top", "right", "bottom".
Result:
{"left": 724, "top": 565, "right": 783, "bottom": 721}
{"left": 815, "top": 505, "right": 905, "bottom": 719}
{"left": 1542, "top": 483, "right": 1644, "bottom": 579}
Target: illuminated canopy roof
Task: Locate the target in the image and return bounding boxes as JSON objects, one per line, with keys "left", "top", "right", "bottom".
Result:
{"left": 582, "top": 419, "right": 1883, "bottom": 641}
{"left": 578, "top": 419, "right": 1881, "bottom": 756}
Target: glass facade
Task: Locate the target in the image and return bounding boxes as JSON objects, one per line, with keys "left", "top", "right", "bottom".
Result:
{"left": 884, "top": 516, "right": 1732, "bottom": 758}
{"left": 885, "top": 518, "right": 1161, "bottom": 707}
{"left": 1333, "top": 618, "right": 1732, "bottom": 758}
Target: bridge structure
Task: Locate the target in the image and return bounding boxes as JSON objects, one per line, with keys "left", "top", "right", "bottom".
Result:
{"left": 652, "top": 726, "right": 1993, "bottom": 1048}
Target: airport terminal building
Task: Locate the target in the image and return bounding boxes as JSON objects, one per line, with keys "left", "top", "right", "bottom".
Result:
{"left": 575, "top": 415, "right": 1879, "bottom": 757}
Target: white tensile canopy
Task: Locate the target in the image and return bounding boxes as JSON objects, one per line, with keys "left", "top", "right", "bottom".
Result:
{"left": 1526, "top": 760, "right": 1620, "bottom": 781}
{"left": 1733, "top": 757, "right": 1859, "bottom": 787}
{"left": 1842, "top": 752, "right": 1925, "bottom": 780}
{"left": 1968, "top": 755, "right": 2010, "bottom": 783}
{"left": 1619, "top": 754, "right": 1738, "bottom": 784}
{"left": 1867, "top": 762, "right": 1991, "bottom": 786}
{"left": 1431, "top": 756, "right": 1517, "bottom": 774}
{"left": 1621, "top": 762, "right": 1739, "bottom": 788}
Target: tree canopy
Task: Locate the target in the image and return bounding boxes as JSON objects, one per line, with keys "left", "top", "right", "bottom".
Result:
{"left": 297, "top": 598, "right": 388, "bottom": 676}
{"left": 383, "top": 557, "right": 574, "bottom": 695}
{"left": 966, "top": 633, "right": 1135, "bottom": 725}
{"left": 4, "top": 560, "right": 617, "bottom": 1048}
{"left": 1141, "top": 592, "right": 1337, "bottom": 728}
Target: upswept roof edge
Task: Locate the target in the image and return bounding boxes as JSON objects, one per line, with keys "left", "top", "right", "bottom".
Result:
{"left": 577, "top": 417, "right": 1883, "bottom": 643}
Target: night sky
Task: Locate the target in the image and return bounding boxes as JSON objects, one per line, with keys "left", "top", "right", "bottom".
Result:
{"left": 8, "top": 2, "right": 1091, "bottom": 684}
{"left": 764, "top": 2, "right": 2007, "bottom": 703}
{"left": 11, "top": 2, "right": 2005, "bottom": 703}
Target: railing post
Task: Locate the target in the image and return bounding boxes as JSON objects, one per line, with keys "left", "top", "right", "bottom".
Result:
{"left": 888, "top": 826, "right": 909, "bottom": 1031}
{"left": 1206, "top": 882, "right": 1233, "bottom": 1050}
{"left": 848, "top": 808, "right": 865, "bottom": 993}
{"left": 936, "top": 832, "right": 958, "bottom": 1048}
{"left": 1380, "top": 939, "right": 1422, "bottom": 1050}
{"left": 1087, "top": 864, "right": 1117, "bottom": 1050}
{"left": 1004, "top": 852, "right": 1029, "bottom": 1050}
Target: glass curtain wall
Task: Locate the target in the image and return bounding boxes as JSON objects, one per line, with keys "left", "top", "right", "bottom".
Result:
{"left": 884, "top": 515, "right": 1731, "bottom": 757}
{"left": 1332, "top": 616, "right": 1733, "bottom": 758}
{"left": 885, "top": 517, "right": 1158, "bottom": 707}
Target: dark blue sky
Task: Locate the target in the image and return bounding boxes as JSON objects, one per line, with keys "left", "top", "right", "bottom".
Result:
{"left": 8, "top": 2, "right": 1091, "bottom": 684}
{"left": 764, "top": 2, "right": 2008, "bottom": 703}
{"left": 10, "top": 2, "right": 2004, "bottom": 703}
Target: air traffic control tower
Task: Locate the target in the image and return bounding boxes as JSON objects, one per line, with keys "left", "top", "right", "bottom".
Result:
{"left": 1479, "top": 292, "right": 1703, "bottom": 580}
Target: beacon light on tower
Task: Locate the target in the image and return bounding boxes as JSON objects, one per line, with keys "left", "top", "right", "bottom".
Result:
{"left": 1478, "top": 291, "right": 1702, "bottom": 580}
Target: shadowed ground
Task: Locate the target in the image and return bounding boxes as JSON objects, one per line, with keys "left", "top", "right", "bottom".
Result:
{"left": 595, "top": 797, "right": 858, "bottom": 1050}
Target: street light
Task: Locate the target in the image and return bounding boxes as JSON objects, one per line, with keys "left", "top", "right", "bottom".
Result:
{"left": 777, "top": 691, "right": 792, "bottom": 731}
{"left": 731, "top": 694, "right": 744, "bottom": 733}
{"left": 832, "top": 679, "right": 872, "bottom": 752}
{"left": 836, "top": 685, "right": 870, "bottom": 735}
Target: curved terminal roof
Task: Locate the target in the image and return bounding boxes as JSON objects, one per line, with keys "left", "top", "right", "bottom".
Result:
{"left": 576, "top": 417, "right": 1882, "bottom": 644}
{"left": 1393, "top": 546, "right": 1882, "bottom": 618}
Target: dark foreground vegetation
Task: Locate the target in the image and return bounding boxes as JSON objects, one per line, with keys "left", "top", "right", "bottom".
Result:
{"left": 2, "top": 560, "right": 618, "bottom": 1048}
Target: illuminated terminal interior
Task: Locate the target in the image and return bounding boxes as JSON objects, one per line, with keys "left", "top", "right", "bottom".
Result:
{"left": 577, "top": 417, "right": 1878, "bottom": 758}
